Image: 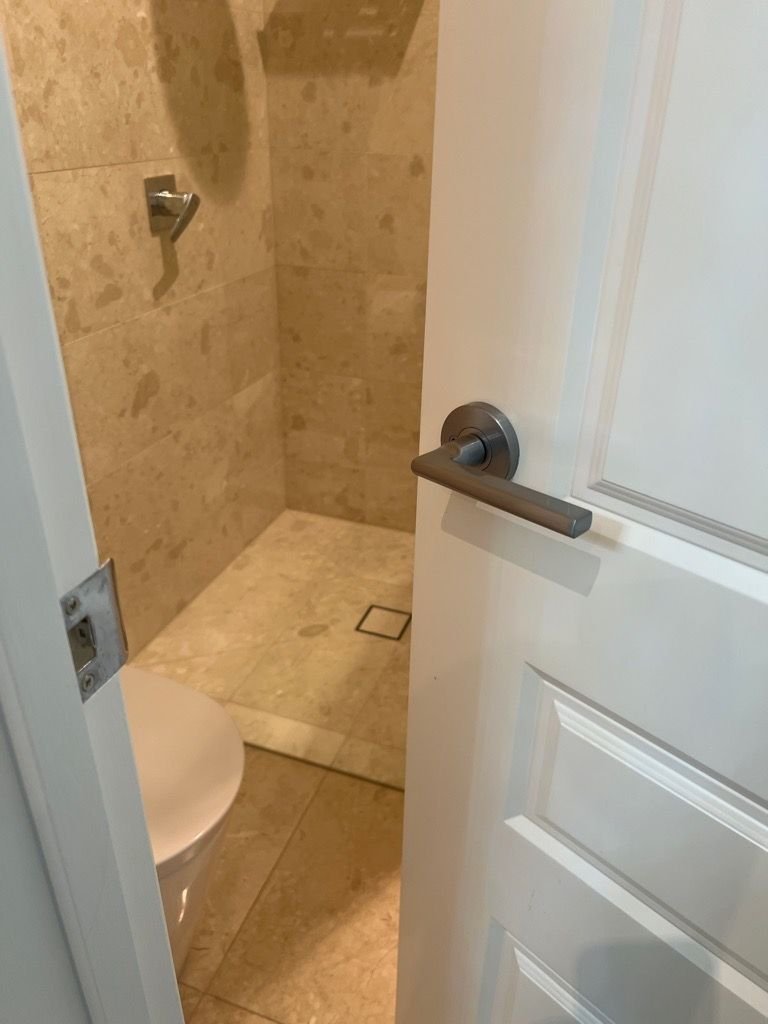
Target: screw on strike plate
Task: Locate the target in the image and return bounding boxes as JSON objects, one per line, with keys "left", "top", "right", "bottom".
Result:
{"left": 64, "top": 595, "right": 80, "bottom": 616}
{"left": 80, "top": 673, "right": 95, "bottom": 695}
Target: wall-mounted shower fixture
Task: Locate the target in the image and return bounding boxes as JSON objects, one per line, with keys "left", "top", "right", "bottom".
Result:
{"left": 144, "top": 175, "right": 201, "bottom": 243}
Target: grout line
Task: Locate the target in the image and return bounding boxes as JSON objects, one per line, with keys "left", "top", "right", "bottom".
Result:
{"left": 203, "top": 766, "right": 329, "bottom": 1000}
{"left": 239, "top": 735, "right": 405, "bottom": 793}
{"left": 325, "top": 756, "right": 405, "bottom": 793}
{"left": 201, "top": 757, "right": 404, "bottom": 1007}
{"left": 342, "top": 638, "right": 402, "bottom": 738}
{"left": 86, "top": 389, "right": 284, "bottom": 491}
{"left": 202, "top": 764, "right": 404, "bottom": 1011}
{"left": 196, "top": 993, "right": 287, "bottom": 1024}
{"left": 236, "top": 734, "right": 343, "bottom": 773}
{"left": 60, "top": 267, "right": 277, "bottom": 350}
{"left": 29, "top": 141, "right": 257, "bottom": 180}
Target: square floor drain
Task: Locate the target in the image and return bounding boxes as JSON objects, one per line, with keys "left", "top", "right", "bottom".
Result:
{"left": 355, "top": 605, "right": 412, "bottom": 641}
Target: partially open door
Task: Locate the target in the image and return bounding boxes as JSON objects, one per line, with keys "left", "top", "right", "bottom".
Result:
{"left": 400, "top": 2, "right": 768, "bottom": 1021}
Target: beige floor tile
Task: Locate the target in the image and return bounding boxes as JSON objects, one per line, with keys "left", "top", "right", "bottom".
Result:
{"left": 137, "top": 511, "right": 413, "bottom": 782}
{"left": 279, "top": 575, "right": 412, "bottom": 650}
{"left": 317, "top": 519, "right": 415, "bottom": 589}
{"left": 231, "top": 633, "right": 392, "bottom": 733}
{"left": 358, "top": 606, "right": 411, "bottom": 640}
{"left": 139, "top": 571, "right": 309, "bottom": 661}
{"left": 351, "top": 642, "right": 410, "bottom": 751}
{"left": 211, "top": 774, "right": 403, "bottom": 1024}
{"left": 231, "top": 510, "right": 414, "bottom": 589}
{"left": 182, "top": 748, "right": 323, "bottom": 990}
{"left": 179, "top": 983, "right": 203, "bottom": 1023}
{"left": 131, "top": 648, "right": 261, "bottom": 703}
{"left": 333, "top": 737, "right": 406, "bottom": 790}
{"left": 228, "top": 508, "right": 346, "bottom": 581}
{"left": 191, "top": 995, "right": 273, "bottom": 1023}
{"left": 225, "top": 703, "right": 345, "bottom": 767}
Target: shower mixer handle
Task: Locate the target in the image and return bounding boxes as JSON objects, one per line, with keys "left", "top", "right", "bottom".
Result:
{"left": 144, "top": 174, "right": 201, "bottom": 243}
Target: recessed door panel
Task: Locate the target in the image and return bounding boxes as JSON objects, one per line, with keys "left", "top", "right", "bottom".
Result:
{"left": 508, "top": 669, "right": 768, "bottom": 981}
{"left": 488, "top": 936, "right": 606, "bottom": 1024}
{"left": 490, "top": 820, "right": 768, "bottom": 1024}
{"left": 574, "top": 1, "right": 768, "bottom": 565}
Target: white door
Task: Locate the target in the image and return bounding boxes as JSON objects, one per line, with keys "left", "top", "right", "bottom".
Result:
{"left": 0, "top": 39, "right": 182, "bottom": 1024}
{"left": 399, "top": 3, "right": 768, "bottom": 1023}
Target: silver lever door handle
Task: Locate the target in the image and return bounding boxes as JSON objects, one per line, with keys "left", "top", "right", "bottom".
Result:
{"left": 411, "top": 402, "right": 592, "bottom": 539}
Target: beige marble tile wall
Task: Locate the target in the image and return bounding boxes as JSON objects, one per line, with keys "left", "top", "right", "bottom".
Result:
{"left": 0, "top": 0, "right": 285, "bottom": 650}
{"left": 263, "top": 0, "right": 438, "bottom": 530}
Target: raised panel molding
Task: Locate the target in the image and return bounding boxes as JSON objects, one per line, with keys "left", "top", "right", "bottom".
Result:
{"left": 508, "top": 666, "right": 768, "bottom": 986}
{"left": 489, "top": 933, "right": 608, "bottom": 1024}
{"left": 491, "top": 816, "right": 768, "bottom": 1024}
{"left": 571, "top": 1, "right": 768, "bottom": 568}
{"left": 587, "top": 478, "right": 768, "bottom": 559}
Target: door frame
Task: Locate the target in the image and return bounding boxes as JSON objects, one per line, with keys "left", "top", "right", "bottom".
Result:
{"left": 0, "top": 38, "right": 182, "bottom": 1024}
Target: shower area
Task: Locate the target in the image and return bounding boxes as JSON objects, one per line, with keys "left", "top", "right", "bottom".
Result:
{"left": 3, "top": 0, "right": 437, "bottom": 792}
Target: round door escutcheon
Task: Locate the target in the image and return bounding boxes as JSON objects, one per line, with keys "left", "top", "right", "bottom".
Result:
{"left": 440, "top": 402, "right": 520, "bottom": 481}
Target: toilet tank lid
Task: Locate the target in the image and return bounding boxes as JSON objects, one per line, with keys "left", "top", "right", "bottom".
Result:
{"left": 121, "top": 665, "right": 244, "bottom": 869}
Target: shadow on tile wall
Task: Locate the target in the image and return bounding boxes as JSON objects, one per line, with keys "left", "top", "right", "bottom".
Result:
{"left": 150, "top": 0, "right": 251, "bottom": 201}
{"left": 0, "top": 0, "right": 438, "bottom": 648}
{"left": 261, "top": 0, "right": 425, "bottom": 75}
{"left": 0, "top": 0, "right": 283, "bottom": 651}
{"left": 264, "top": 0, "right": 438, "bottom": 530}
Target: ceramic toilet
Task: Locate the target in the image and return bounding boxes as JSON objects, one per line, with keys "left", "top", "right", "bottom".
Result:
{"left": 121, "top": 665, "right": 245, "bottom": 972}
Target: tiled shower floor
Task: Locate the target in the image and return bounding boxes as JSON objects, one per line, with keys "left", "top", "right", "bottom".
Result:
{"left": 177, "top": 749, "right": 402, "bottom": 1023}
{"left": 134, "top": 510, "right": 413, "bottom": 788}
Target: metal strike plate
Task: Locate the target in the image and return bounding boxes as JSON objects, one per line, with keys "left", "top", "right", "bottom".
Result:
{"left": 61, "top": 560, "right": 128, "bottom": 702}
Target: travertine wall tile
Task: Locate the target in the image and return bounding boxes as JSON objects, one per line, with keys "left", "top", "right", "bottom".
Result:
{"left": 90, "top": 373, "right": 284, "bottom": 651}
{"left": 283, "top": 370, "right": 365, "bottom": 465}
{"left": 266, "top": 0, "right": 438, "bottom": 530}
{"left": 367, "top": 0, "right": 439, "bottom": 157}
{"left": 365, "top": 273, "right": 426, "bottom": 383}
{"left": 364, "top": 465, "right": 417, "bottom": 531}
{"left": 366, "top": 151, "right": 431, "bottom": 275}
{"left": 62, "top": 272, "right": 278, "bottom": 484}
{"left": 364, "top": 378, "right": 422, "bottom": 471}
{"left": 272, "top": 147, "right": 367, "bottom": 269}
{"left": 32, "top": 145, "right": 274, "bottom": 345}
{"left": 286, "top": 461, "right": 365, "bottom": 522}
{"left": 277, "top": 265, "right": 365, "bottom": 377}
{"left": 266, "top": 70, "right": 371, "bottom": 154}
{"left": 2, "top": 0, "right": 284, "bottom": 649}
{"left": 210, "top": 772, "right": 402, "bottom": 1021}
{"left": 3, "top": 0, "right": 267, "bottom": 172}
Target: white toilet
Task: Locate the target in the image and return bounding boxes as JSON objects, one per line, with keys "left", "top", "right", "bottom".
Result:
{"left": 121, "top": 665, "right": 245, "bottom": 972}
